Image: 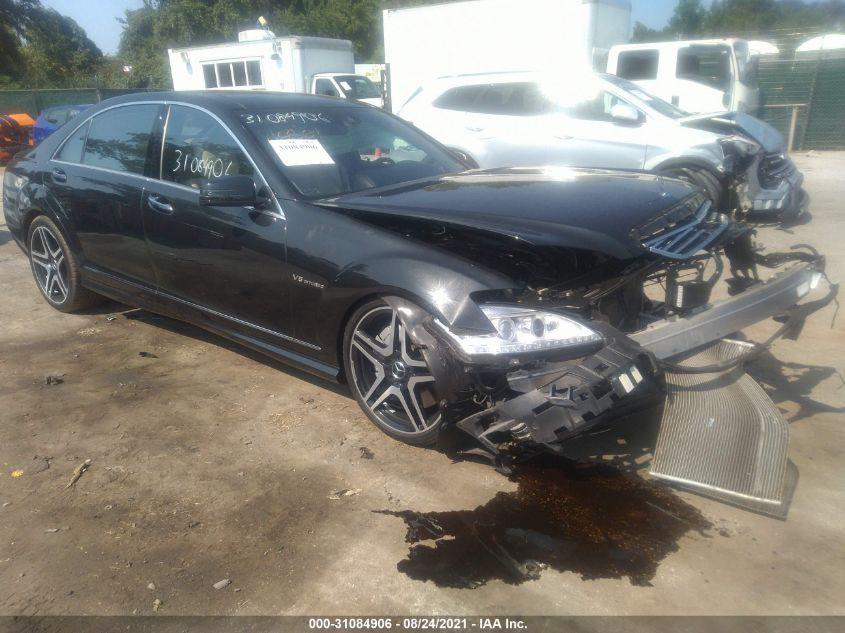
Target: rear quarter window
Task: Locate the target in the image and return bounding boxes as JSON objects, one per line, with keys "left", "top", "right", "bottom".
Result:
{"left": 54, "top": 119, "right": 90, "bottom": 164}
{"left": 82, "top": 104, "right": 160, "bottom": 175}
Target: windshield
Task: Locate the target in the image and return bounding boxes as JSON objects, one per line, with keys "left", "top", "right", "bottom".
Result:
{"left": 334, "top": 75, "right": 381, "bottom": 100}
{"left": 602, "top": 74, "right": 689, "bottom": 118}
{"left": 240, "top": 106, "right": 464, "bottom": 198}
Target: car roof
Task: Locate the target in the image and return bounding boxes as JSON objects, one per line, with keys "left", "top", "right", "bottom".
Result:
{"left": 419, "top": 70, "right": 608, "bottom": 93}
{"left": 95, "top": 90, "right": 366, "bottom": 113}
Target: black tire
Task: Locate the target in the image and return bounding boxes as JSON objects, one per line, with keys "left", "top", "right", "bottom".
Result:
{"left": 343, "top": 296, "right": 443, "bottom": 446}
{"left": 661, "top": 166, "right": 725, "bottom": 211}
{"left": 27, "top": 215, "right": 101, "bottom": 312}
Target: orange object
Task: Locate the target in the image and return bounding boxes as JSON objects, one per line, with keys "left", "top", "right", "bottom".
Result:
{"left": 0, "top": 113, "right": 35, "bottom": 162}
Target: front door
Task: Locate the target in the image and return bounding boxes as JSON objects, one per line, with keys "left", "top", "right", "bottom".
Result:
{"left": 49, "top": 103, "right": 162, "bottom": 287}
{"left": 548, "top": 86, "right": 649, "bottom": 170}
{"left": 141, "top": 104, "right": 295, "bottom": 343}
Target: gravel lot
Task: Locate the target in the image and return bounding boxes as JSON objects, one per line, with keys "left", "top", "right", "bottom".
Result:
{"left": 0, "top": 154, "right": 843, "bottom": 616}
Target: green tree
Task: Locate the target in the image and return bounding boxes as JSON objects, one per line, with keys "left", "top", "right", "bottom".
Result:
{"left": 19, "top": 7, "right": 103, "bottom": 88}
{"left": 0, "top": 0, "right": 40, "bottom": 87}
{"left": 703, "top": 0, "right": 782, "bottom": 35}
{"left": 632, "top": 21, "right": 665, "bottom": 43}
{"left": 270, "top": 0, "right": 382, "bottom": 60}
{"left": 667, "top": 0, "right": 706, "bottom": 37}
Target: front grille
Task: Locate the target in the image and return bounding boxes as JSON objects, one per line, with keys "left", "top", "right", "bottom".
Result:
{"left": 759, "top": 152, "right": 796, "bottom": 188}
{"left": 634, "top": 198, "right": 729, "bottom": 260}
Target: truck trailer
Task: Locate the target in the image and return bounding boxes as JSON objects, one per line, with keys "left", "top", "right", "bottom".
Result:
{"left": 382, "top": 0, "right": 631, "bottom": 112}
{"left": 168, "top": 29, "right": 384, "bottom": 107}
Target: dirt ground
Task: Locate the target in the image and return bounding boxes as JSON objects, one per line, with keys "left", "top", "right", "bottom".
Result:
{"left": 0, "top": 154, "right": 843, "bottom": 616}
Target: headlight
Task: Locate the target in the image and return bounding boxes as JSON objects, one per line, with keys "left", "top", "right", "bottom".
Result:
{"left": 439, "top": 305, "right": 603, "bottom": 356}
{"left": 3, "top": 170, "right": 25, "bottom": 191}
{"left": 719, "top": 135, "right": 760, "bottom": 157}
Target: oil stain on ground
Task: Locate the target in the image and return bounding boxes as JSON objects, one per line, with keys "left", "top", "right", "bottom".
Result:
{"left": 378, "top": 457, "right": 712, "bottom": 588}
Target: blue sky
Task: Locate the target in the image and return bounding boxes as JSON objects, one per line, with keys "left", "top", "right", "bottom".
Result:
{"left": 39, "top": 1, "right": 708, "bottom": 55}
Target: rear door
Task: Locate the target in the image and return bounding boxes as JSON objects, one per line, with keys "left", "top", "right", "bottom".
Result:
{"left": 49, "top": 103, "right": 162, "bottom": 287}
{"left": 141, "top": 104, "right": 294, "bottom": 341}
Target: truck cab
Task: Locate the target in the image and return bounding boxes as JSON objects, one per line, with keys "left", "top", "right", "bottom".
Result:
{"left": 607, "top": 38, "right": 759, "bottom": 114}
{"left": 311, "top": 73, "right": 384, "bottom": 108}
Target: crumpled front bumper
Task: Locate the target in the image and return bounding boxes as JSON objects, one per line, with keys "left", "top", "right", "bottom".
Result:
{"left": 740, "top": 153, "right": 808, "bottom": 222}
{"left": 448, "top": 261, "right": 834, "bottom": 511}
{"left": 456, "top": 262, "right": 828, "bottom": 456}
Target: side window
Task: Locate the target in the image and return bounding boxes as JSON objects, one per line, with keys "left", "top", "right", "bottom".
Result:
{"left": 676, "top": 45, "right": 731, "bottom": 91}
{"left": 203, "top": 64, "right": 217, "bottom": 88}
{"left": 217, "top": 63, "right": 233, "bottom": 88}
{"left": 433, "top": 85, "right": 485, "bottom": 111}
{"left": 55, "top": 119, "right": 90, "bottom": 164}
{"left": 246, "top": 60, "right": 262, "bottom": 86}
{"left": 470, "top": 83, "right": 550, "bottom": 116}
{"left": 566, "top": 90, "right": 626, "bottom": 122}
{"left": 203, "top": 61, "right": 263, "bottom": 89}
{"left": 617, "top": 50, "right": 659, "bottom": 80}
{"left": 161, "top": 105, "right": 254, "bottom": 188}
{"left": 315, "top": 78, "right": 340, "bottom": 97}
{"left": 82, "top": 104, "right": 159, "bottom": 174}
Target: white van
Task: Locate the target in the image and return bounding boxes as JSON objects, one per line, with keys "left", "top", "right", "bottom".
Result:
{"left": 607, "top": 39, "right": 759, "bottom": 114}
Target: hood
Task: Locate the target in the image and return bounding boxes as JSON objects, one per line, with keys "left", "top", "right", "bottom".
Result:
{"left": 680, "top": 111, "right": 784, "bottom": 153}
{"left": 317, "top": 167, "right": 699, "bottom": 260}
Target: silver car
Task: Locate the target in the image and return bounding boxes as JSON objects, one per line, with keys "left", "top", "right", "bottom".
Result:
{"left": 398, "top": 71, "right": 807, "bottom": 221}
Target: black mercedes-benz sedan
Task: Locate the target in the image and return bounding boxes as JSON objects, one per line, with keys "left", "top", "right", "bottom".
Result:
{"left": 2, "top": 91, "right": 832, "bottom": 491}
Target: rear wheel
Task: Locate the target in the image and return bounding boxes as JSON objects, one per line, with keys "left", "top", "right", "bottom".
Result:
{"left": 344, "top": 297, "right": 443, "bottom": 446}
{"left": 27, "top": 216, "right": 101, "bottom": 312}
{"left": 661, "top": 165, "right": 725, "bottom": 211}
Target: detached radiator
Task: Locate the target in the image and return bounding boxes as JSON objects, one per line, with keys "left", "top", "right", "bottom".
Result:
{"left": 650, "top": 339, "right": 791, "bottom": 514}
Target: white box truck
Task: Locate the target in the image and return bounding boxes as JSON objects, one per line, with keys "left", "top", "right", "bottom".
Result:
{"left": 383, "top": 0, "right": 631, "bottom": 111}
{"left": 168, "top": 29, "right": 384, "bottom": 107}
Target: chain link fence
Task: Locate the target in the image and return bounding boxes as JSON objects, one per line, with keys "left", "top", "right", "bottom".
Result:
{"left": 753, "top": 28, "right": 845, "bottom": 151}
{"left": 0, "top": 88, "right": 150, "bottom": 118}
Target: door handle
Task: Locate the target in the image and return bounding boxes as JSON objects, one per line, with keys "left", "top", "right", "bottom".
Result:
{"left": 147, "top": 193, "right": 174, "bottom": 214}
{"left": 52, "top": 168, "right": 67, "bottom": 183}
{"left": 465, "top": 126, "right": 484, "bottom": 132}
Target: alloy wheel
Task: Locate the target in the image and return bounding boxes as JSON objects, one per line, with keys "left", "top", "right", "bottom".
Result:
{"left": 349, "top": 305, "right": 441, "bottom": 435}
{"left": 29, "top": 225, "right": 69, "bottom": 305}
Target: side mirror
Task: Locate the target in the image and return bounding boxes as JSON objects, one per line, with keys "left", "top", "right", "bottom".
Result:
{"left": 450, "top": 149, "right": 479, "bottom": 169}
{"left": 199, "top": 175, "right": 257, "bottom": 207}
{"left": 610, "top": 103, "right": 642, "bottom": 125}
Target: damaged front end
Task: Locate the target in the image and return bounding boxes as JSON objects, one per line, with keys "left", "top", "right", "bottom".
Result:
{"left": 725, "top": 140, "right": 808, "bottom": 223}
{"left": 390, "top": 197, "right": 835, "bottom": 510}
{"left": 683, "top": 112, "right": 809, "bottom": 222}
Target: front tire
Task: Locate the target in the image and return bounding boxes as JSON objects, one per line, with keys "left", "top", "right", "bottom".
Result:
{"left": 27, "top": 216, "right": 100, "bottom": 312}
{"left": 343, "top": 297, "right": 443, "bottom": 446}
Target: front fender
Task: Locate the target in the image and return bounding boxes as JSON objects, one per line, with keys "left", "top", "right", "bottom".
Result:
{"left": 332, "top": 252, "right": 514, "bottom": 333}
